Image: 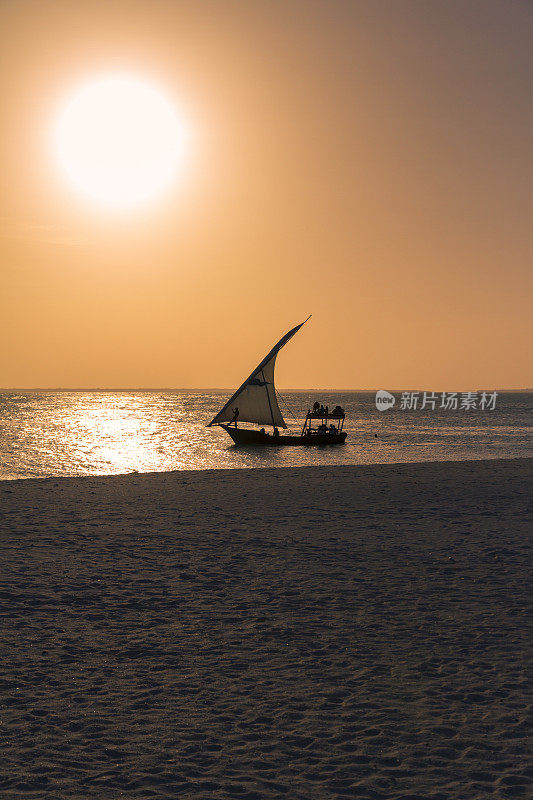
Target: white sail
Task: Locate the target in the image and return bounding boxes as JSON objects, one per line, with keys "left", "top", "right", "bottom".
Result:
{"left": 208, "top": 317, "right": 310, "bottom": 428}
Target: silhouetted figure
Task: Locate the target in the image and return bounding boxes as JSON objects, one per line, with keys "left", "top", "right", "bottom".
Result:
{"left": 325, "top": 405, "right": 329, "bottom": 417}
{"left": 273, "top": 428, "right": 280, "bottom": 438}
{"left": 230, "top": 407, "right": 239, "bottom": 427}
{"left": 313, "top": 401, "right": 320, "bottom": 414}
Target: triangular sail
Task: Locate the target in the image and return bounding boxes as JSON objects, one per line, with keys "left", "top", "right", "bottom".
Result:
{"left": 208, "top": 317, "right": 311, "bottom": 428}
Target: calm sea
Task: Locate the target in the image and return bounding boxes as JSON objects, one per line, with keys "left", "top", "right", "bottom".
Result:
{"left": 0, "top": 391, "right": 531, "bottom": 480}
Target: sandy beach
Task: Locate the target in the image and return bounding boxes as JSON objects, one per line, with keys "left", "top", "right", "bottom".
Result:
{"left": 0, "top": 458, "right": 531, "bottom": 799}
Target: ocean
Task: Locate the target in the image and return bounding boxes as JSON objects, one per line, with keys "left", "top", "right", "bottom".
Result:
{"left": 0, "top": 390, "right": 531, "bottom": 480}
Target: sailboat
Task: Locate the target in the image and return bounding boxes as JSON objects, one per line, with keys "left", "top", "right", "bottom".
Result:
{"left": 208, "top": 317, "right": 347, "bottom": 446}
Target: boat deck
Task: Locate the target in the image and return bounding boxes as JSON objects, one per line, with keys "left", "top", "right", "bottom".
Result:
{"left": 221, "top": 424, "right": 347, "bottom": 447}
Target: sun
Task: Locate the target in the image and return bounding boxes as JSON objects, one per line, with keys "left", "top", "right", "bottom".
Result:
{"left": 53, "top": 75, "right": 188, "bottom": 210}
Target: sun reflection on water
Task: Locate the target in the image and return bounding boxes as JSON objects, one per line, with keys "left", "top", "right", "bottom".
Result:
{"left": 0, "top": 391, "right": 531, "bottom": 480}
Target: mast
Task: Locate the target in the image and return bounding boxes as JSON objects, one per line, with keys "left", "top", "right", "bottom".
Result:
{"left": 262, "top": 368, "right": 276, "bottom": 428}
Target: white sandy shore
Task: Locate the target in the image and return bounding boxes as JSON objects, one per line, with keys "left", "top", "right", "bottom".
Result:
{"left": 0, "top": 459, "right": 531, "bottom": 799}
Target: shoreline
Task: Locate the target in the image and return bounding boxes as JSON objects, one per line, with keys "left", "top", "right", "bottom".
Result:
{"left": 2, "top": 454, "right": 531, "bottom": 485}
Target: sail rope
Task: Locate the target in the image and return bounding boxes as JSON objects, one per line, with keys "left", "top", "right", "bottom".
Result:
{"left": 276, "top": 390, "right": 301, "bottom": 428}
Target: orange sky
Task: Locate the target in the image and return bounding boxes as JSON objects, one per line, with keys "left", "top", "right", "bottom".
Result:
{"left": 1, "top": 0, "right": 531, "bottom": 390}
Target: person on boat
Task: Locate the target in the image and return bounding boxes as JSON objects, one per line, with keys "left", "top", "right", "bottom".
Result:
{"left": 273, "top": 428, "right": 280, "bottom": 438}
{"left": 325, "top": 405, "right": 329, "bottom": 417}
{"left": 329, "top": 424, "right": 336, "bottom": 434}
{"left": 313, "top": 401, "right": 320, "bottom": 414}
{"left": 319, "top": 404, "right": 325, "bottom": 415}
{"left": 229, "top": 407, "right": 239, "bottom": 426}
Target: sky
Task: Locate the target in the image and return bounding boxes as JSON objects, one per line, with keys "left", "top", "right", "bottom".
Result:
{"left": 0, "top": 0, "right": 531, "bottom": 390}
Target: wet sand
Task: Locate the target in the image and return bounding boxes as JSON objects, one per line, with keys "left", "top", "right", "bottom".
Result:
{"left": 0, "top": 459, "right": 531, "bottom": 799}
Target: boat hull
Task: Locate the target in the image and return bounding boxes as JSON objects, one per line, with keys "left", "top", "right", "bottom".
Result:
{"left": 220, "top": 424, "right": 347, "bottom": 447}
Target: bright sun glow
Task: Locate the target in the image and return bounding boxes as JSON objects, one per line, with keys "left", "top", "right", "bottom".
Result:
{"left": 53, "top": 75, "right": 188, "bottom": 210}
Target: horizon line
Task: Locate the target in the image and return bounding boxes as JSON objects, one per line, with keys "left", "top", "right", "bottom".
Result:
{"left": 0, "top": 386, "right": 531, "bottom": 393}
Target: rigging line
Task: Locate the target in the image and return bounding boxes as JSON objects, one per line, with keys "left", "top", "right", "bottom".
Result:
{"left": 276, "top": 390, "right": 300, "bottom": 425}
{"left": 280, "top": 390, "right": 300, "bottom": 421}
